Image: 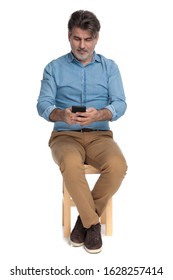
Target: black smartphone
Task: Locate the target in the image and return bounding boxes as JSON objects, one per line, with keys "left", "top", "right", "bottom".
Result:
{"left": 72, "top": 106, "right": 86, "bottom": 113}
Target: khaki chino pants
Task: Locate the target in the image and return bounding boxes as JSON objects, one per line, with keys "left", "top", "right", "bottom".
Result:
{"left": 49, "top": 130, "right": 127, "bottom": 228}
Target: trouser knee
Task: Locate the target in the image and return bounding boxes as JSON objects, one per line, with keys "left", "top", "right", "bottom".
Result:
{"left": 102, "top": 156, "right": 127, "bottom": 178}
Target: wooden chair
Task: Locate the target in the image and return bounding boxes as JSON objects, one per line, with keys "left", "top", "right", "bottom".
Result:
{"left": 62, "top": 164, "right": 112, "bottom": 237}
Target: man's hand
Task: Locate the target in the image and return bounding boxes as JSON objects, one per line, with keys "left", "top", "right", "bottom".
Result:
{"left": 71, "top": 107, "right": 112, "bottom": 125}
{"left": 49, "top": 107, "right": 112, "bottom": 124}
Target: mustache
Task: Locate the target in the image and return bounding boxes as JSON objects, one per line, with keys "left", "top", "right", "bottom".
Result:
{"left": 77, "top": 48, "right": 87, "bottom": 52}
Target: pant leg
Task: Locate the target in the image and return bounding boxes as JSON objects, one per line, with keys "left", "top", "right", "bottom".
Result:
{"left": 49, "top": 131, "right": 99, "bottom": 228}
{"left": 85, "top": 131, "right": 127, "bottom": 216}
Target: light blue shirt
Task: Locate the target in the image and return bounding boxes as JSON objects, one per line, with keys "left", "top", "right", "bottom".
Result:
{"left": 37, "top": 52, "right": 127, "bottom": 131}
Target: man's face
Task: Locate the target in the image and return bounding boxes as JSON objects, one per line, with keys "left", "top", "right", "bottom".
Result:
{"left": 68, "top": 27, "right": 99, "bottom": 65}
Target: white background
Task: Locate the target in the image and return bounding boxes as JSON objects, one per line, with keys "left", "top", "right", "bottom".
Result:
{"left": 0, "top": 0, "right": 173, "bottom": 279}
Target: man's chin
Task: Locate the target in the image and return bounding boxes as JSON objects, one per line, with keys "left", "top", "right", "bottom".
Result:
{"left": 75, "top": 53, "right": 89, "bottom": 62}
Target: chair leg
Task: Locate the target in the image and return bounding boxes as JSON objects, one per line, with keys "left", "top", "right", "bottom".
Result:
{"left": 62, "top": 198, "right": 64, "bottom": 226}
{"left": 63, "top": 183, "right": 71, "bottom": 237}
{"left": 105, "top": 198, "right": 113, "bottom": 236}
{"left": 101, "top": 209, "right": 106, "bottom": 224}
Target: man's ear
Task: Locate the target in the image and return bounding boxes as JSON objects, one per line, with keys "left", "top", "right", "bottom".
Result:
{"left": 68, "top": 32, "right": 71, "bottom": 41}
{"left": 95, "top": 33, "right": 99, "bottom": 43}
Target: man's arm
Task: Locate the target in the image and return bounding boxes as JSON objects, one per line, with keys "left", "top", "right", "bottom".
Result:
{"left": 49, "top": 108, "right": 77, "bottom": 125}
{"left": 96, "top": 108, "right": 112, "bottom": 121}
{"left": 49, "top": 108, "right": 65, "bottom": 122}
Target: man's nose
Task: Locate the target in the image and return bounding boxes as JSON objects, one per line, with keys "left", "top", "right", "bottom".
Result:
{"left": 79, "top": 39, "right": 85, "bottom": 49}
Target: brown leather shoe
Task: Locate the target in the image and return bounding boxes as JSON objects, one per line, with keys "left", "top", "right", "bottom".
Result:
{"left": 70, "top": 216, "right": 87, "bottom": 247}
{"left": 84, "top": 223, "right": 102, "bottom": 253}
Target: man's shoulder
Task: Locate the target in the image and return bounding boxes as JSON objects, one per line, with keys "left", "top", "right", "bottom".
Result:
{"left": 96, "top": 53, "right": 117, "bottom": 66}
{"left": 96, "top": 53, "right": 118, "bottom": 70}
{"left": 49, "top": 53, "right": 70, "bottom": 65}
{"left": 43, "top": 53, "right": 70, "bottom": 73}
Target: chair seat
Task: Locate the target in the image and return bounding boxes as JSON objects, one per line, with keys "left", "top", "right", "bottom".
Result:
{"left": 62, "top": 164, "right": 113, "bottom": 237}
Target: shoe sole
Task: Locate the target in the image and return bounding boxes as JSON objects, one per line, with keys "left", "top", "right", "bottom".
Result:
{"left": 84, "top": 246, "right": 102, "bottom": 254}
{"left": 70, "top": 239, "right": 84, "bottom": 247}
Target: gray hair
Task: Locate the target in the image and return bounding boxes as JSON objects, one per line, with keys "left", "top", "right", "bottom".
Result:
{"left": 68, "top": 10, "right": 101, "bottom": 37}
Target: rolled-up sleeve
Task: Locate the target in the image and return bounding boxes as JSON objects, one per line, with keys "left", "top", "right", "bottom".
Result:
{"left": 105, "top": 62, "right": 127, "bottom": 121}
{"left": 37, "top": 63, "right": 57, "bottom": 121}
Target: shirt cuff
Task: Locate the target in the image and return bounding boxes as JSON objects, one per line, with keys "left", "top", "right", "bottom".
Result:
{"left": 105, "top": 105, "right": 117, "bottom": 121}
{"left": 42, "top": 105, "right": 56, "bottom": 121}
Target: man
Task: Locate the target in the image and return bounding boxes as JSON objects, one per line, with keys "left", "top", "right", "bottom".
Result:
{"left": 37, "top": 10, "right": 127, "bottom": 254}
